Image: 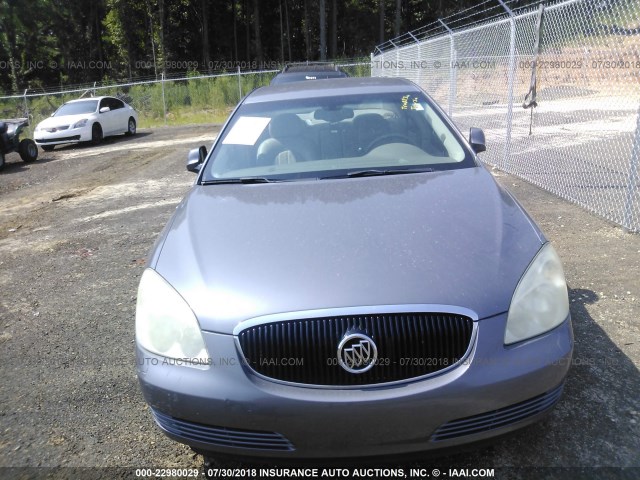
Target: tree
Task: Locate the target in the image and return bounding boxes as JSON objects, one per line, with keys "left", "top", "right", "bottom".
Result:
{"left": 252, "top": 0, "right": 262, "bottom": 64}
{"left": 303, "top": 0, "right": 311, "bottom": 60}
{"left": 330, "top": 0, "right": 337, "bottom": 58}
{"left": 143, "top": 0, "right": 166, "bottom": 76}
{"left": 0, "top": 0, "right": 22, "bottom": 92}
{"left": 279, "top": 0, "right": 284, "bottom": 63}
{"left": 0, "top": 0, "right": 542, "bottom": 93}
{"left": 200, "top": 0, "right": 210, "bottom": 72}
{"left": 284, "top": 0, "right": 292, "bottom": 61}
{"left": 395, "top": 0, "right": 401, "bottom": 37}
{"left": 319, "top": 0, "right": 326, "bottom": 61}
{"left": 378, "top": 0, "right": 384, "bottom": 44}
{"left": 0, "top": 0, "right": 62, "bottom": 92}
{"left": 103, "top": 0, "right": 146, "bottom": 80}
{"left": 232, "top": 1, "right": 238, "bottom": 62}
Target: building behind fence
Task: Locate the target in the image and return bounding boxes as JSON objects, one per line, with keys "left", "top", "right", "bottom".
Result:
{"left": 372, "top": 0, "right": 640, "bottom": 232}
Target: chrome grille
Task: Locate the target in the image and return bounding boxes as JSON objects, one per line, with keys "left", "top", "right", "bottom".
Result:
{"left": 237, "top": 313, "right": 474, "bottom": 386}
{"left": 46, "top": 125, "right": 69, "bottom": 132}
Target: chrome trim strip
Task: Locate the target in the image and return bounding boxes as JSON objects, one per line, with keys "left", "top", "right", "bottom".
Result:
{"left": 232, "top": 304, "right": 479, "bottom": 336}
{"left": 232, "top": 305, "right": 479, "bottom": 390}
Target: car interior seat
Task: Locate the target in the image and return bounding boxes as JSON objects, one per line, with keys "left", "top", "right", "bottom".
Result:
{"left": 352, "top": 113, "right": 389, "bottom": 154}
{"left": 257, "top": 114, "right": 317, "bottom": 165}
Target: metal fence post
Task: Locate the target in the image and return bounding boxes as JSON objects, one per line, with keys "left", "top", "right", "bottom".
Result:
{"left": 408, "top": 32, "right": 420, "bottom": 86}
{"left": 498, "top": 0, "right": 516, "bottom": 172}
{"left": 370, "top": 2, "right": 640, "bottom": 234}
{"left": 161, "top": 72, "right": 167, "bottom": 126}
{"left": 417, "top": 42, "right": 422, "bottom": 88}
{"left": 237, "top": 66, "right": 242, "bottom": 100}
{"left": 438, "top": 19, "right": 456, "bottom": 117}
{"left": 623, "top": 107, "right": 640, "bottom": 233}
{"left": 22, "top": 89, "right": 31, "bottom": 135}
{"left": 22, "top": 89, "right": 28, "bottom": 116}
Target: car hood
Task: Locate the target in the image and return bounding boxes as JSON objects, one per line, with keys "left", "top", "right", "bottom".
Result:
{"left": 153, "top": 167, "right": 544, "bottom": 334}
{"left": 37, "top": 113, "right": 93, "bottom": 129}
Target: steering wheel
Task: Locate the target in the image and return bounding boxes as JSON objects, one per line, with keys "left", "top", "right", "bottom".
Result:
{"left": 366, "top": 133, "right": 412, "bottom": 153}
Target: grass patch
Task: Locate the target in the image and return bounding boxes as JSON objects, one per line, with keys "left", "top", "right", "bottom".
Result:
{"left": 2, "top": 65, "right": 375, "bottom": 133}
{"left": 138, "top": 108, "right": 231, "bottom": 128}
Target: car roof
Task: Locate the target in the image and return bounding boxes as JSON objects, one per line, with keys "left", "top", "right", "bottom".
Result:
{"left": 65, "top": 96, "right": 114, "bottom": 104}
{"left": 270, "top": 70, "right": 348, "bottom": 85}
{"left": 270, "top": 63, "right": 349, "bottom": 85}
{"left": 248, "top": 77, "right": 420, "bottom": 104}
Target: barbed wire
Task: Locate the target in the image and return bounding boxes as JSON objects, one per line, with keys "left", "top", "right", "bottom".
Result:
{"left": 0, "top": 60, "right": 371, "bottom": 100}
{"left": 374, "top": 0, "right": 575, "bottom": 52}
{"left": 0, "top": 57, "right": 369, "bottom": 98}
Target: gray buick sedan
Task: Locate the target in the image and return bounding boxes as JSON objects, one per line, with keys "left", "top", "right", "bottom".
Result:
{"left": 135, "top": 77, "right": 573, "bottom": 461}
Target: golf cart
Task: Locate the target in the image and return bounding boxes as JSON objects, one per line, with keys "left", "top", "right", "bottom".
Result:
{"left": 0, "top": 118, "right": 38, "bottom": 170}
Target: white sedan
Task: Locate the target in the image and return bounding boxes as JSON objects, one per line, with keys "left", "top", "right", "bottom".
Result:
{"left": 34, "top": 96, "right": 138, "bottom": 151}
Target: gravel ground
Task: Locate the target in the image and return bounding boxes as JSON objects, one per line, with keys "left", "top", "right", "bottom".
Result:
{"left": 0, "top": 126, "right": 638, "bottom": 479}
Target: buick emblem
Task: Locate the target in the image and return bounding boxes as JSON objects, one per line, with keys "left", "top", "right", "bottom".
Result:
{"left": 337, "top": 333, "right": 378, "bottom": 374}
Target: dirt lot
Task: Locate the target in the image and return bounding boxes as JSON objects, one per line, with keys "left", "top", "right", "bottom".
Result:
{"left": 0, "top": 126, "right": 638, "bottom": 478}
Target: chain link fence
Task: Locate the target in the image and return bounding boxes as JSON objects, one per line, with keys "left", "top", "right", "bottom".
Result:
{"left": 373, "top": 0, "right": 640, "bottom": 232}
{"left": 0, "top": 70, "right": 276, "bottom": 135}
{"left": 0, "top": 61, "right": 370, "bottom": 136}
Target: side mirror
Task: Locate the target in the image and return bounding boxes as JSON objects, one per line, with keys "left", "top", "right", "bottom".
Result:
{"left": 469, "top": 127, "right": 486, "bottom": 154}
{"left": 99, "top": 106, "right": 110, "bottom": 113}
{"left": 187, "top": 145, "right": 207, "bottom": 173}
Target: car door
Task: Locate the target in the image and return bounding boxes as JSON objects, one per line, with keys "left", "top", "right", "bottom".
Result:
{"left": 108, "top": 98, "right": 128, "bottom": 133}
{"left": 98, "top": 98, "right": 116, "bottom": 135}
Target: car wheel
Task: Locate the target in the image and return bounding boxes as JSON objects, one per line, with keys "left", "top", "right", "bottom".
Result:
{"left": 125, "top": 117, "right": 137, "bottom": 136}
{"left": 19, "top": 139, "right": 39, "bottom": 162}
{"left": 42, "top": 145, "right": 55, "bottom": 152}
{"left": 91, "top": 123, "right": 103, "bottom": 145}
{"left": 0, "top": 152, "right": 5, "bottom": 171}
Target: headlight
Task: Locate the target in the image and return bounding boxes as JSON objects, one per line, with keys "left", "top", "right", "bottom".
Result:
{"left": 505, "top": 243, "right": 569, "bottom": 345}
{"left": 72, "top": 119, "right": 88, "bottom": 129}
{"left": 135, "top": 268, "right": 210, "bottom": 366}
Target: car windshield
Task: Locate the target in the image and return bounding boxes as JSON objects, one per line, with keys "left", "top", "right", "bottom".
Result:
{"left": 54, "top": 100, "right": 98, "bottom": 116}
{"left": 202, "top": 91, "right": 474, "bottom": 182}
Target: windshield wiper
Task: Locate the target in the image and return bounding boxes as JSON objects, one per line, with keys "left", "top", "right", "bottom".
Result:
{"left": 321, "top": 167, "right": 434, "bottom": 179}
{"left": 201, "top": 177, "right": 277, "bottom": 185}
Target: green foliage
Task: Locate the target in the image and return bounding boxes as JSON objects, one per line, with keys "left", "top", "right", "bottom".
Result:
{"left": 0, "top": 0, "right": 521, "bottom": 94}
{"left": 339, "top": 60, "right": 372, "bottom": 78}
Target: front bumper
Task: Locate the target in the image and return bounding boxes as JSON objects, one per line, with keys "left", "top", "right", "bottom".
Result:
{"left": 137, "top": 312, "right": 573, "bottom": 459}
{"left": 35, "top": 126, "right": 89, "bottom": 146}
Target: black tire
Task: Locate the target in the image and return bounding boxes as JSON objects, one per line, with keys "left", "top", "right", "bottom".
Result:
{"left": 91, "top": 123, "right": 103, "bottom": 145}
{"left": 19, "top": 138, "right": 39, "bottom": 162}
{"left": 125, "top": 117, "right": 136, "bottom": 136}
{"left": 0, "top": 152, "right": 5, "bottom": 171}
{"left": 42, "top": 145, "right": 55, "bottom": 152}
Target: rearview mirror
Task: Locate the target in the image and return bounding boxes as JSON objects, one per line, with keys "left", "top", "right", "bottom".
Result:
{"left": 187, "top": 145, "right": 207, "bottom": 173}
{"left": 469, "top": 127, "right": 486, "bottom": 154}
{"left": 99, "top": 106, "right": 110, "bottom": 113}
